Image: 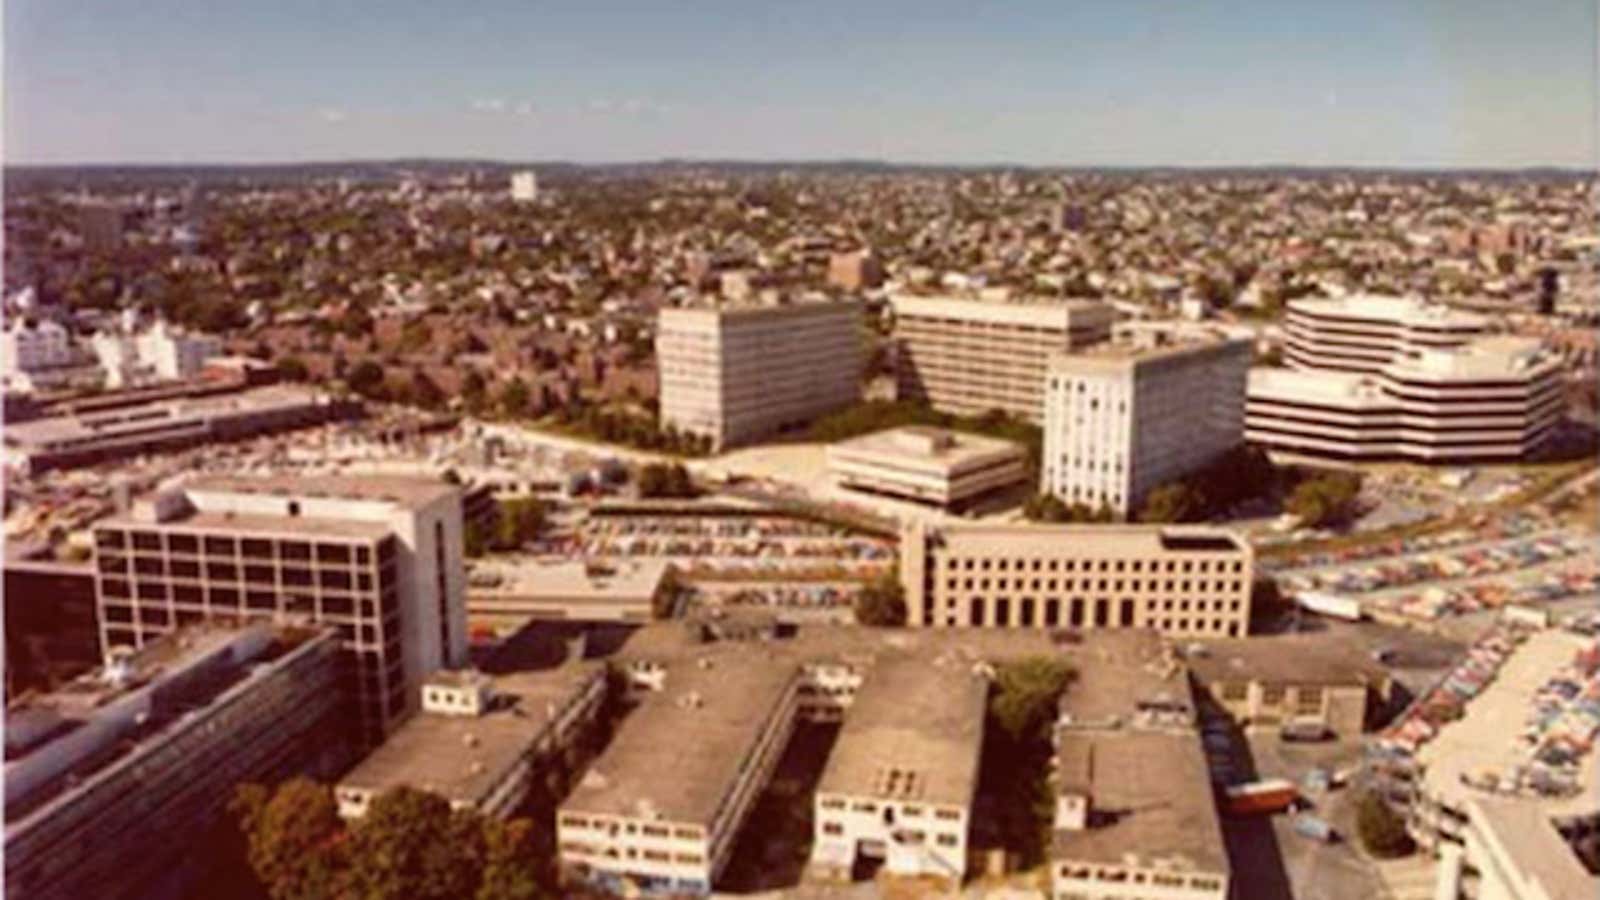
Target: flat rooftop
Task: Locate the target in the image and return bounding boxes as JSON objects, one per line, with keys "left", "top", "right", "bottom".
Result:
{"left": 469, "top": 558, "right": 669, "bottom": 602}
{"left": 1184, "top": 634, "right": 1390, "bottom": 688}
{"left": 183, "top": 473, "right": 459, "bottom": 508}
{"left": 1469, "top": 797, "right": 1600, "bottom": 899}
{"left": 562, "top": 648, "right": 797, "bottom": 825}
{"left": 913, "top": 522, "right": 1249, "bottom": 557}
{"left": 1288, "top": 294, "right": 1487, "bottom": 329}
{"left": 816, "top": 654, "right": 988, "bottom": 808}
{"left": 4, "top": 384, "right": 326, "bottom": 449}
{"left": 828, "top": 426, "right": 1024, "bottom": 473}
{"left": 1053, "top": 326, "right": 1247, "bottom": 367}
{"left": 889, "top": 294, "right": 1114, "bottom": 329}
{"left": 1418, "top": 629, "right": 1600, "bottom": 818}
{"left": 1058, "top": 630, "right": 1192, "bottom": 725}
{"left": 98, "top": 508, "right": 395, "bottom": 540}
{"left": 339, "top": 663, "right": 604, "bottom": 805}
{"left": 1052, "top": 730, "right": 1229, "bottom": 874}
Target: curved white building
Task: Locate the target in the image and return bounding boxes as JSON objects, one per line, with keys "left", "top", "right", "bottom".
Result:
{"left": 1246, "top": 336, "right": 1564, "bottom": 461}
{"left": 1283, "top": 295, "right": 1487, "bottom": 374}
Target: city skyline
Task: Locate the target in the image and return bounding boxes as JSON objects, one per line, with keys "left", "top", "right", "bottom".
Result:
{"left": 5, "top": 0, "right": 1597, "bottom": 169}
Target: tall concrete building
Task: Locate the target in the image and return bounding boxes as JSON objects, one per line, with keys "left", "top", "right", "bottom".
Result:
{"left": 91, "top": 475, "right": 468, "bottom": 745}
{"left": 4, "top": 624, "right": 343, "bottom": 900}
{"left": 1041, "top": 326, "right": 1252, "bottom": 517}
{"left": 890, "top": 294, "right": 1114, "bottom": 422}
{"left": 657, "top": 299, "right": 863, "bottom": 449}
{"left": 900, "top": 521, "right": 1253, "bottom": 638}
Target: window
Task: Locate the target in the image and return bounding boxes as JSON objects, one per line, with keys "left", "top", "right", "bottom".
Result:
{"left": 821, "top": 822, "right": 843, "bottom": 836}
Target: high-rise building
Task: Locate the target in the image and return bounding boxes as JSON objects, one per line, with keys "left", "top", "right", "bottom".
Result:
{"left": 656, "top": 299, "right": 863, "bottom": 449}
{"left": 91, "top": 475, "right": 468, "bottom": 746}
{"left": 4, "top": 623, "right": 343, "bottom": 900}
{"left": 890, "top": 294, "right": 1114, "bottom": 422}
{"left": 899, "top": 521, "right": 1253, "bottom": 638}
{"left": 510, "top": 170, "right": 538, "bottom": 203}
{"left": 1041, "top": 326, "right": 1252, "bottom": 517}
{"left": 1282, "top": 294, "right": 1487, "bottom": 374}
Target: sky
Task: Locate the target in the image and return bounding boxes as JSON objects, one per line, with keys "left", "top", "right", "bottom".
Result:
{"left": 4, "top": 0, "right": 1597, "bottom": 168}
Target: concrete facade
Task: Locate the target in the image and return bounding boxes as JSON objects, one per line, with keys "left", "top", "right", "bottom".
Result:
{"left": 826, "top": 426, "right": 1027, "bottom": 509}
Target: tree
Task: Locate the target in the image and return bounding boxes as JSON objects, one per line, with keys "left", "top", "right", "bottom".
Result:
{"left": 984, "top": 657, "right": 1075, "bottom": 868}
{"left": 476, "top": 819, "right": 544, "bottom": 900}
{"left": 346, "top": 359, "right": 387, "bottom": 400}
{"left": 233, "top": 778, "right": 348, "bottom": 900}
{"left": 276, "top": 355, "right": 309, "bottom": 382}
{"left": 1356, "top": 791, "right": 1415, "bottom": 859}
{"left": 1286, "top": 470, "right": 1364, "bottom": 528}
{"left": 493, "top": 498, "right": 545, "bottom": 551}
{"left": 854, "top": 573, "right": 907, "bottom": 627}
{"left": 1139, "top": 482, "right": 1202, "bottom": 523}
{"left": 464, "top": 520, "right": 488, "bottom": 558}
{"left": 498, "top": 378, "right": 530, "bottom": 418}
{"left": 636, "top": 462, "right": 695, "bottom": 499}
{"left": 990, "top": 657, "right": 1075, "bottom": 745}
{"left": 347, "top": 787, "right": 484, "bottom": 900}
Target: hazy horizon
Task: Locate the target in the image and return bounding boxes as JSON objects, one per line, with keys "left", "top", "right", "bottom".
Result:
{"left": 5, "top": 0, "right": 1597, "bottom": 169}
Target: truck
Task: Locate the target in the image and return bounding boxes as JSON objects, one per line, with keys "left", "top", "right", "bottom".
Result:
{"left": 1296, "top": 591, "right": 1363, "bottom": 621}
{"left": 1222, "top": 778, "right": 1299, "bottom": 816}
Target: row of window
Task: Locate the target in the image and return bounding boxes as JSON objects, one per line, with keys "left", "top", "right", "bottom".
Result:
{"left": 818, "top": 798, "right": 961, "bottom": 821}
{"left": 940, "top": 556, "right": 1243, "bottom": 575}
{"left": 558, "top": 842, "right": 705, "bottom": 867}
{"left": 944, "top": 578, "right": 1245, "bottom": 595}
{"left": 96, "top": 530, "right": 387, "bottom": 565}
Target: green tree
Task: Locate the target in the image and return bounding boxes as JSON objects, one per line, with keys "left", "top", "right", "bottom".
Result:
{"left": 464, "top": 520, "right": 488, "bottom": 558}
{"left": 990, "top": 657, "right": 1075, "bottom": 744}
{"left": 476, "top": 819, "right": 545, "bottom": 900}
{"left": 347, "top": 787, "right": 484, "bottom": 900}
{"left": 1139, "top": 482, "right": 1201, "bottom": 523}
{"left": 493, "top": 498, "right": 545, "bottom": 551}
{"left": 1355, "top": 791, "right": 1415, "bottom": 859}
{"left": 499, "top": 378, "right": 530, "bottom": 418}
{"left": 346, "top": 359, "right": 387, "bottom": 400}
{"left": 1286, "top": 470, "right": 1363, "bottom": 528}
{"left": 276, "top": 355, "right": 309, "bottom": 382}
{"left": 233, "top": 778, "right": 348, "bottom": 900}
{"left": 854, "top": 573, "right": 907, "bottom": 627}
{"left": 983, "top": 657, "right": 1076, "bottom": 867}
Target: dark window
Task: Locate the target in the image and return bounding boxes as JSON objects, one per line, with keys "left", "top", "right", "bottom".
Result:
{"left": 210, "top": 586, "right": 241, "bottom": 607}
{"left": 316, "top": 543, "right": 352, "bottom": 565}
{"left": 102, "top": 578, "right": 130, "bottom": 598}
{"left": 247, "top": 591, "right": 278, "bottom": 612}
{"left": 132, "top": 532, "right": 162, "bottom": 552}
{"left": 168, "top": 534, "right": 199, "bottom": 554}
{"left": 96, "top": 530, "right": 126, "bottom": 550}
{"left": 171, "top": 559, "right": 200, "bottom": 578}
{"left": 206, "top": 562, "right": 239, "bottom": 582}
{"left": 203, "top": 536, "right": 236, "bottom": 556}
{"left": 281, "top": 542, "right": 311, "bottom": 562}
{"left": 135, "top": 581, "right": 167, "bottom": 600}
{"left": 241, "top": 538, "right": 274, "bottom": 559}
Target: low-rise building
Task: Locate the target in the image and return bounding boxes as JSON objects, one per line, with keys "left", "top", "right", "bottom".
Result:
{"left": 337, "top": 664, "right": 607, "bottom": 820}
{"left": 1042, "top": 326, "right": 1251, "bottom": 516}
{"left": 826, "top": 426, "right": 1027, "bottom": 509}
{"left": 1184, "top": 634, "right": 1393, "bottom": 737}
{"left": 899, "top": 521, "right": 1253, "bottom": 639}
{"left": 93, "top": 319, "right": 222, "bottom": 389}
{"left": 1436, "top": 797, "right": 1600, "bottom": 900}
{"left": 557, "top": 651, "right": 799, "bottom": 895}
{"left": 810, "top": 656, "right": 988, "bottom": 885}
{"left": 467, "top": 559, "right": 670, "bottom": 623}
{"left": 4, "top": 624, "right": 343, "bottom": 900}
{"left": 3, "top": 384, "right": 342, "bottom": 475}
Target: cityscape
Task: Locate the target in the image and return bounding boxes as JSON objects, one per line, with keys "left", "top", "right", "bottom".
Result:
{"left": 2, "top": 3, "right": 1598, "bottom": 900}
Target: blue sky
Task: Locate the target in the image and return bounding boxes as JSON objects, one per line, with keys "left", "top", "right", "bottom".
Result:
{"left": 5, "top": 0, "right": 1596, "bottom": 167}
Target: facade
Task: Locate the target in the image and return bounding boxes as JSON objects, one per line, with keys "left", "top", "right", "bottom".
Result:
{"left": 890, "top": 294, "right": 1114, "bottom": 422}
{"left": 1435, "top": 798, "right": 1600, "bottom": 900}
{"left": 810, "top": 656, "right": 988, "bottom": 885}
{"left": 510, "top": 170, "right": 538, "bottom": 203}
{"left": 1245, "top": 336, "right": 1564, "bottom": 462}
{"left": 557, "top": 652, "right": 800, "bottom": 895}
{"left": 2, "top": 384, "right": 342, "bottom": 475}
{"left": 467, "top": 559, "right": 669, "bottom": 623}
{"left": 826, "top": 250, "right": 883, "bottom": 292}
{"left": 900, "top": 521, "right": 1253, "bottom": 639}
{"left": 1282, "top": 294, "right": 1487, "bottom": 374}
{"left": 1184, "top": 635, "right": 1393, "bottom": 737}
{"left": 657, "top": 300, "right": 863, "bottom": 449}
{"left": 4, "top": 624, "right": 343, "bottom": 900}
{"left": 93, "top": 320, "right": 222, "bottom": 388}
{"left": 1, "top": 318, "right": 80, "bottom": 390}
{"left": 91, "top": 474, "right": 468, "bottom": 746}
{"left": 1041, "top": 326, "right": 1251, "bottom": 517}
{"left": 826, "top": 426, "right": 1028, "bottom": 509}
{"left": 1049, "top": 631, "right": 1230, "bottom": 900}
{"left": 337, "top": 664, "right": 607, "bottom": 820}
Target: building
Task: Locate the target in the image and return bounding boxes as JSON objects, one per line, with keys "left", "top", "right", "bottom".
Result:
{"left": 900, "top": 521, "right": 1253, "bottom": 638}
{"left": 1, "top": 318, "right": 82, "bottom": 391}
{"left": 4, "top": 624, "right": 343, "bottom": 900}
{"left": 77, "top": 201, "right": 125, "bottom": 252}
{"left": 826, "top": 426, "right": 1028, "bottom": 510}
{"left": 93, "top": 319, "right": 222, "bottom": 388}
{"left": 2, "top": 384, "right": 342, "bottom": 475}
{"left": 657, "top": 299, "right": 863, "bottom": 449}
{"left": 557, "top": 652, "right": 799, "bottom": 895}
{"left": 890, "top": 294, "right": 1114, "bottom": 422}
{"left": 1245, "top": 336, "right": 1565, "bottom": 462}
{"left": 91, "top": 474, "right": 468, "bottom": 746}
{"left": 510, "top": 170, "right": 538, "bottom": 202}
{"left": 827, "top": 250, "right": 884, "bottom": 292}
{"left": 1184, "top": 634, "right": 1393, "bottom": 737}
{"left": 1436, "top": 798, "right": 1600, "bottom": 900}
{"left": 4, "top": 557, "right": 101, "bottom": 697}
{"left": 1049, "top": 631, "right": 1230, "bottom": 900}
{"left": 1041, "top": 325, "right": 1251, "bottom": 517}
{"left": 1282, "top": 294, "right": 1487, "bottom": 374}
{"left": 337, "top": 663, "right": 607, "bottom": 820}
{"left": 810, "top": 656, "right": 988, "bottom": 885}
{"left": 468, "top": 558, "right": 670, "bottom": 623}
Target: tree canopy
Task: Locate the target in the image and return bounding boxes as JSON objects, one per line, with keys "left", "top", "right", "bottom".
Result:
{"left": 853, "top": 572, "right": 907, "bottom": 627}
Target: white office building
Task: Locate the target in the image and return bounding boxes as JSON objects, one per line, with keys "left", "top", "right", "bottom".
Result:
{"left": 1, "top": 318, "right": 84, "bottom": 391}
{"left": 93, "top": 318, "right": 222, "bottom": 388}
{"left": 510, "top": 170, "right": 539, "bottom": 203}
{"left": 1041, "top": 326, "right": 1251, "bottom": 517}
{"left": 1283, "top": 294, "right": 1487, "bottom": 374}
